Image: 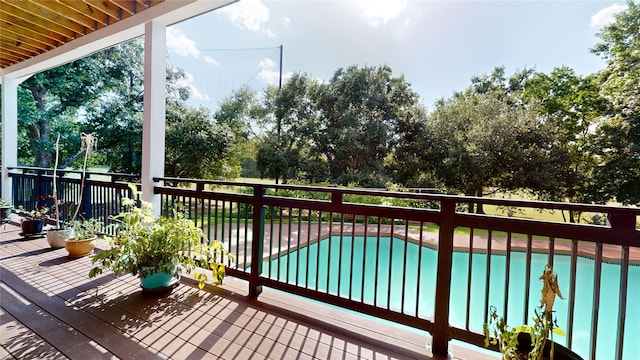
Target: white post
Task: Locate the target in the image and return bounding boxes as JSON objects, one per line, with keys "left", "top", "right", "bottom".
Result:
{"left": 141, "top": 20, "right": 166, "bottom": 215}
{"left": 1, "top": 76, "right": 19, "bottom": 204}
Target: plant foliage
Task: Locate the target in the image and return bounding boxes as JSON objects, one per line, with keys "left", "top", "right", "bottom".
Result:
{"left": 89, "top": 185, "right": 232, "bottom": 289}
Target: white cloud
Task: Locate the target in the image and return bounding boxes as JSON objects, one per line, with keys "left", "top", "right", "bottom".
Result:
{"left": 259, "top": 58, "right": 275, "bottom": 69}
{"left": 256, "top": 57, "right": 292, "bottom": 86}
{"left": 166, "top": 27, "right": 200, "bottom": 58}
{"left": 220, "top": 0, "right": 274, "bottom": 37}
{"left": 175, "top": 70, "right": 210, "bottom": 102}
{"left": 167, "top": 27, "right": 220, "bottom": 67}
{"left": 360, "top": 0, "right": 408, "bottom": 25}
{"left": 265, "top": 29, "right": 277, "bottom": 38}
{"left": 590, "top": 4, "right": 626, "bottom": 29}
{"left": 283, "top": 17, "right": 291, "bottom": 27}
{"left": 203, "top": 56, "right": 220, "bottom": 66}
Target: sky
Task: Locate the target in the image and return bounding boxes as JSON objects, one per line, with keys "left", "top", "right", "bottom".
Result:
{"left": 165, "top": 0, "right": 630, "bottom": 112}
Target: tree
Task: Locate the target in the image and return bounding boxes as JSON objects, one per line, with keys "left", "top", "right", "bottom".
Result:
{"left": 521, "top": 67, "right": 609, "bottom": 215}
{"left": 82, "top": 40, "right": 145, "bottom": 173}
{"left": 213, "top": 87, "right": 262, "bottom": 180}
{"left": 19, "top": 44, "right": 131, "bottom": 167}
{"left": 591, "top": 0, "right": 640, "bottom": 205}
{"left": 256, "top": 73, "right": 323, "bottom": 183}
{"left": 165, "top": 102, "right": 234, "bottom": 181}
{"left": 406, "top": 80, "right": 569, "bottom": 212}
{"left": 314, "top": 65, "right": 423, "bottom": 187}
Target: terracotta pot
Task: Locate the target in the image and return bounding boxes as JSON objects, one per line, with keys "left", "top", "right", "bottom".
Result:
{"left": 47, "top": 228, "right": 74, "bottom": 248}
{"left": 65, "top": 235, "right": 97, "bottom": 257}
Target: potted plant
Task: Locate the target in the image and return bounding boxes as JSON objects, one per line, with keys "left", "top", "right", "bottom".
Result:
{"left": 65, "top": 217, "right": 102, "bottom": 257}
{"left": 47, "top": 133, "right": 73, "bottom": 247}
{"left": 88, "top": 185, "right": 231, "bottom": 291}
{"left": 0, "top": 199, "right": 13, "bottom": 221}
{"left": 47, "top": 132, "right": 97, "bottom": 248}
{"left": 19, "top": 206, "right": 49, "bottom": 236}
{"left": 484, "top": 265, "right": 582, "bottom": 360}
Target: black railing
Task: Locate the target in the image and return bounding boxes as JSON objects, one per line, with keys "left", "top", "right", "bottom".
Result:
{"left": 7, "top": 167, "right": 640, "bottom": 359}
{"left": 8, "top": 167, "right": 138, "bottom": 229}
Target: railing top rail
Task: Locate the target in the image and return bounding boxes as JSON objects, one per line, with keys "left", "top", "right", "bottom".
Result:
{"left": 9, "top": 166, "right": 139, "bottom": 181}
{"left": 154, "top": 176, "right": 640, "bottom": 217}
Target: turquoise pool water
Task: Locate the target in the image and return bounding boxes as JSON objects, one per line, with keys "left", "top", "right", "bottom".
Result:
{"left": 264, "top": 235, "right": 640, "bottom": 360}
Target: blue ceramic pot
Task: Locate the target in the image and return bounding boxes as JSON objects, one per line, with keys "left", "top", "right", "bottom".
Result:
{"left": 140, "top": 270, "right": 179, "bottom": 290}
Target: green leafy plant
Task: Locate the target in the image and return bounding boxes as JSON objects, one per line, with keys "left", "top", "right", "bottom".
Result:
{"left": 20, "top": 206, "right": 49, "bottom": 220}
{"left": 69, "top": 217, "right": 103, "bottom": 241}
{"left": 484, "top": 265, "right": 565, "bottom": 360}
{"left": 88, "top": 185, "right": 232, "bottom": 289}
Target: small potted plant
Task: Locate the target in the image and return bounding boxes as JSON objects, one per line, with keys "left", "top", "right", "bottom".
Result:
{"left": 483, "top": 265, "right": 582, "bottom": 360}
{"left": 48, "top": 132, "right": 97, "bottom": 248}
{"left": 89, "top": 185, "right": 231, "bottom": 292}
{"left": 65, "top": 218, "right": 102, "bottom": 257}
{"left": 20, "top": 206, "right": 49, "bottom": 236}
{"left": 0, "top": 199, "right": 13, "bottom": 222}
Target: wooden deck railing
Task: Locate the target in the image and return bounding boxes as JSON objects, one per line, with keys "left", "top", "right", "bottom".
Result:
{"left": 8, "top": 167, "right": 640, "bottom": 359}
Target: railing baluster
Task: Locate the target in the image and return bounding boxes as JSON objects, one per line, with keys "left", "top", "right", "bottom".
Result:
{"left": 503, "top": 232, "right": 512, "bottom": 325}
{"left": 361, "top": 216, "right": 369, "bottom": 304}
{"left": 568, "top": 239, "right": 578, "bottom": 348}
{"left": 305, "top": 209, "right": 312, "bottom": 289}
{"left": 548, "top": 236, "right": 555, "bottom": 267}
{"left": 416, "top": 221, "right": 424, "bottom": 317}
{"left": 483, "top": 230, "right": 493, "bottom": 324}
{"left": 524, "top": 234, "right": 533, "bottom": 324}
{"left": 401, "top": 221, "right": 409, "bottom": 314}
{"left": 374, "top": 217, "right": 381, "bottom": 307}
{"left": 277, "top": 205, "right": 283, "bottom": 282}
{"left": 337, "top": 213, "right": 344, "bottom": 296}
{"left": 286, "top": 206, "right": 292, "bottom": 284}
{"left": 387, "top": 218, "right": 395, "bottom": 310}
{"left": 326, "top": 211, "right": 333, "bottom": 294}
{"left": 315, "top": 210, "right": 322, "bottom": 291}
{"left": 465, "top": 227, "right": 474, "bottom": 331}
{"left": 590, "top": 243, "right": 603, "bottom": 360}
{"left": 349, "top": 216, "right": 356, "bottom": 301}
{"left": 616, "top": 245, "right": 629, "bottom": 360}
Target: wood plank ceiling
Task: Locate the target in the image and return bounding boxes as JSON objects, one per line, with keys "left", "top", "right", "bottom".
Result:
{"left": 0, "top": 0, "right": 165, "bottom": 69}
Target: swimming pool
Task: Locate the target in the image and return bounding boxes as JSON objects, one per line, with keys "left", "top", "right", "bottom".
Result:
{"left": 264, "top": 235, "right": 640, "bottom": 359}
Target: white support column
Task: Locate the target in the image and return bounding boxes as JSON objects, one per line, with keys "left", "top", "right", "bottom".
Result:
{"left": 1, "top": 76, "right": 19, "bottom": 203}
{"left": 141, "top": 20, "right": 166, "bottom": 214}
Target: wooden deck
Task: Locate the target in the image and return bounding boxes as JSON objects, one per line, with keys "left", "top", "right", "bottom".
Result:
{"left": 0, "top": 222, "right": 495, "bottom": 360}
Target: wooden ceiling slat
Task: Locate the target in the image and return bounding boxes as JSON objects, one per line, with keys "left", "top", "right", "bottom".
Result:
{"left": 0, "top": 29, "right": 48, "bottom": 54}
{"left": 0, "top": 0, "right": 167, "bottom": 69}
{"left": 56, "top": 0, "right": 114, "bottom": 28}
{"left": 1, "top": 26, "right": 54, "bottom": 52}
{"left": 0, "top": 50, "right": 24, "bottom": 62}
{"left": 0, "top": 11, "right": 76, "bottom": 41}
{"left": 0, "top": 40, "right": 37, "bottom": 57}
{"left": 3, "top": 1, "right": 86, "bottom": 35}
{"left": 108, "top": 0, "right": 136, "bottom": 16}
{"left": 81, "top": 0, "right": 124, "bottom": 21}
{"left": 30, "top": 0, "right": 97, "bottom": 30}
{"left": 0, "top": 12, "right": 71, "bottom": 44}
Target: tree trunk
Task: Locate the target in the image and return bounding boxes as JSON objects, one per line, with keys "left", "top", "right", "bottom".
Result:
{"left": 475, "top": 187, "right": 485, "bottom": 214}
{"left": 29, "top": 85, "right": 52, "bottom": 168}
